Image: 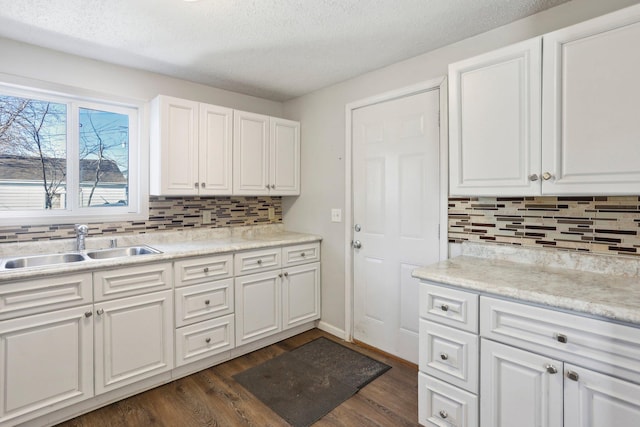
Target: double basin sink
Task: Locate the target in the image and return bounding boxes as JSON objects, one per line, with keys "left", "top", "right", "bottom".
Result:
{"left": 1, "top": 246, "right": 162, "bottom": 270}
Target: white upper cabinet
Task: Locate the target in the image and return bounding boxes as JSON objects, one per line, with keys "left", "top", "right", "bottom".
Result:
{"left": 233, "top": 111, "right": 300, "bottom": 196}
{"left": 541, "top": 5, "right": 640, "bottom": 195}
{"left": 450, "top": 3, "right": 640, "bottom": 196}
{"left": 150, "top": 95, "right": 233, "bottom": 196}
{"left": 449, "top": 37, "right": 542, "bottom": 196}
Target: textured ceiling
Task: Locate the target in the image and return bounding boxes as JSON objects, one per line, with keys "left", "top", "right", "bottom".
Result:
{"left": 0, "top": 0, "right": 569, "bottom": 101}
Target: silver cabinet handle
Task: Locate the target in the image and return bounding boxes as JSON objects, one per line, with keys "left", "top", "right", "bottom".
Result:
{"left": 201, "top": 182, "right": 206, "bottom": 188}
{"left": 352, "top": 240, "right": 362, "bottom": 249}
{"left": 439, "top": 410, "right": 448, "bottom": 419}
{"left": 301, "top": 252, "right": 306, "bottom": 257}
{"left": 440, "top": 304, "right": 449, "bottom": 312}
{"left": 546, "top": 364, "right": 558, "bottom": 374}
{"left": 284, "top": 272, "right": 289, "bottom": 277}
{"left": 204, "top": 300, "right": 210, "bottom": 305}
{"left": 542, "top": 172, "right": 554, "bottom": 180}
{"left": 257, "top": 259, "right": 263, "bottom": 265}
{"left": 440, "top": 353, "right": 448, "bottom": 361}
{"left": 96, "top": 308, "right": 104, "bottom": 315}
{"left": 556, "top": 333, "right": 568, "bottom": 344}
{"left": 265, "top": 185, "right": 270, "bottom": 189}
{"left": 204, "top": 267, "right": 209, "bottom": 273}
{"left": 529, "top": 174, "right": 539, "bottom": 181}
{"left": 567, "top": 371, "right": 579, "bottom": 381}
{"left": 278, "top": 273, "right": 283, "bottom": 278}
{"left": 84, "top": 311, "right": 93, "bottom": 318}
{"left": 271, "top": 184, "right": 276, "bottom": 189}
{"left": 194, "top": 182, "right": 198, "bottom": 188}
{"left": 205, "top": 338, "right": 211, "bottom": 344}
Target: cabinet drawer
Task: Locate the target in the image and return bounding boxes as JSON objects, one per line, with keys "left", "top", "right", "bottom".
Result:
{"left": 418, "top": 372, "right": 478, "bottom": 427}
{"left": 175, "top": 314, "right": 234, "bottom": 367}
{"left": 481, "top": 296, "right": 640, "bottom": 384}
{"left": 420, "top": 319, "right": 478, "bottom": 394}
{"left": 420, "top": 283, "right": 479, "bottom": 333}
{"left": 0, "top": 273, "right": 92, "bottom": 320}
{"left": 174, "top": 254, "right": 233, "bottom": 287}
{"left": 94, "top": 263, "right": 172, "bottom": 301}
{"left": 175, "top": 278, "right": 233, "bottom": 327}
{"left": 282, "top": 242, "right": 320, "bottom": 267}
{"left": 234, "top": 248, "right": 281, "bottom": 276}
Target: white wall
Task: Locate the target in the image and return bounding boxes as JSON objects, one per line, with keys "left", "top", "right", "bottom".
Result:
{"left": 282, "top": 0, "right": 640, "bottom": 336}
{"left": 0, "top": 37, "right": 283, "bottom": 116}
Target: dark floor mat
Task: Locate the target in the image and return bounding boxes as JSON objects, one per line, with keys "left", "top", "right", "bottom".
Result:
{"left": 233, "top": 337, "right": 391, "bottom": 427}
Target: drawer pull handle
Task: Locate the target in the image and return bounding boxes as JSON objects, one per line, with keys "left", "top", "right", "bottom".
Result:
{"left": 279, "top": 273, "right": 283, "bottom": 278}
{"left": 96, "top": 308, "right": 104, "bottom": 316}
{"left": 439, "top": 410, "right": 448, "bottom": 419}
{"left": 204, "top": 300, "right": 210, "bottom": 305}
{"left": 284, "top": 272, "right": 289, "bottom": 277}
{"left": 257, "top": 259, "right": 263, "bottom": 265}
{"left": 440, "top": 353, "right": 448, "bottom": 361}
{"left": 84, "top": 311, "right": 93, "bottom": 318}
{"left": 205, "top": 338, "right": 211, "bottom": 344}
{"left": 546, "top": 364, "right": 558, "bottom": 374}
{"left": 440, "top": 304, "right": 449, "bottom": 312}
{"left": 301, "top": 252, "right": 306, "bottom": 257}
{"left": 567, "top": 371, "right": 579, "bottom": 381}
{"left": 556, "top": 333, "right": 568, "bottom": 344}
{"left": 204, "top": 267, "right": 209, "bottom": 273}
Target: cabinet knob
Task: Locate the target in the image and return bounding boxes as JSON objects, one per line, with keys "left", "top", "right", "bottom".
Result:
{"left": 204, "top": 299, "right": 210, "bottom": 305}
{"left": 257, "top": 259, "right": 263, "bottom": 265}
{"left": 194, "top": 182, "right": 198, "bottom": 188}
{"left": 279, "top": 273, "right": 283, "bottom": 278}
{"left": 440, "top": 304, "right": 449, "bottom": 312}
{"left": 439, "top": 410, "right": 448, "bottom": 419}
{"left": 96, "top": 308, "right": 104, "bottom": 315}
{"left": 546, "top": 364, "right": 558, "bottom": 374}
{"left": 205, "top": 338, "right": 211, "bottom": 344}
{"left": 440, "top": 352, "right": 449, "bottom": 361}
{"left": 567, "top": 371, "right": 579, "bottom": 381}
{"left": 301, "top": 252, "right": 306, "bottom": 257}
{"left": 201, "top": 182, "right": 206, "bottom": 188}
{"left": 542, "top": 172, "right": 554, "bottom": 181}
{"left": 204, "top": 267, "right": 209, "bottom": 273}
{"left": 284, "top": 272, "right": 289, "bottom": 277}
{"left": 265, "top": 185, "right": 270, "bottom": 189}
{"left": 271, "top": 184, "right": 276, "bottom": 189}
{"left": 556, "top": 333, "right": 568, "bottom": 344}
{"left": 84, "top": 311, "right": 93, "bottom": 318}
{"left": 528, "top": 174, "right": 539, "bottom": 181}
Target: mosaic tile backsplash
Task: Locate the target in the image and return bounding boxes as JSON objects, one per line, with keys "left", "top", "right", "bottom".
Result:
{"left": 0, "top": 196, "right": 282, "bottom": 243}
{"left": 449, "top": 196, "right": 640, "bottom": 256}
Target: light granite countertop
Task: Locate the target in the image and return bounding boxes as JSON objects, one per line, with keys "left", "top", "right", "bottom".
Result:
{"left": 412, "top": 242, "right": 640, "bottom": 326}
{"left": 0, "top": 225, "right": 322, "bottom": 283}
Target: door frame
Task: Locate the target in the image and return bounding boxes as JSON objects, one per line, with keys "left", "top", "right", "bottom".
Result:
{"left": 344, "top": 77, "right": 449, "bottom": 342}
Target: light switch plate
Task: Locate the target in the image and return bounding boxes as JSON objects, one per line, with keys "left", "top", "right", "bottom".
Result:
{"left": 331, "top": 208, "right": 342, "bottom": 223}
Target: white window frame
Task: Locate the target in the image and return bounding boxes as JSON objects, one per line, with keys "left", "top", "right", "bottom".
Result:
{"left": 0, "top": 81, "right": 149, "bottom": 225}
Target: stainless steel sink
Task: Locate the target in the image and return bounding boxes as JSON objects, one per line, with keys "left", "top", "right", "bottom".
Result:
{"left": 86, "top": 245, "right": 161, "bottom": 260}
{"left": 3, "top": 253, "right": 88, "bottom": 269}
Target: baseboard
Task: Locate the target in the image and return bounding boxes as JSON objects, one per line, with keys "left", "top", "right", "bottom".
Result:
{"left": 317, "top": 321, "right": 347, "bottom": 340}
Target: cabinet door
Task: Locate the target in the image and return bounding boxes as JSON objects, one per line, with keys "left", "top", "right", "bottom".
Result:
{"left": 449, "top": 37, "right": 541, "bottom": 196}
{"left": 0, "top": 306, "right": 93, "bottom": 425}
{"left": 282, "top": 262, "right": 320, "bottom": 329}
{"left": 233, "top": 110, "right": 270, "bottom": 195}
{"left": 199, "top": 103, "right": 233, "bottom": 195}
{"left": 150, "top": 95, "right": 199, "bottom": 195}
{"left": 270, "top": 117, "right": 300, "bottom": 195}
{"left": 542, "top": 5, "right": 640, "bottom": 194}
{"left": 94, "top": 290, "right": 174, "bottom": 394}
{"left": 564, "top": 363, "right": 640, "bottom": 427}
{"left": 481, "top": 339, "right": 562, "bottom": 427}
{"left": 234, "top": 271, "right": 281, "bottom": 345}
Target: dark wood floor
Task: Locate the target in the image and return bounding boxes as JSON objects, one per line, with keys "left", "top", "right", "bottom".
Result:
{"left": 57, "top": 329, "right": 418, "bottom": 427}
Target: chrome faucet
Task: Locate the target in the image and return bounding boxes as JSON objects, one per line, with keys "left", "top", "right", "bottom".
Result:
{"left": 75, "top": 224, "right": 88, "bottom": 251}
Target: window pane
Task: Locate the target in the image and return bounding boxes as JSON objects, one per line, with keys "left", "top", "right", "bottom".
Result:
{"left": 0, "top": 95, "right": 67, "bottom": 210}
{"left": 78, "top": 107, "right": 129, "bottom": 208}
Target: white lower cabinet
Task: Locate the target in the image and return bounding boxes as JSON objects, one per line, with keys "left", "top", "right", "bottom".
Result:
{"left": 235, "top": 270, "right": 282, "bottom": 345}
{"left": 175, "top": 313, "right": 234, "bottom": 367}
{"left": 282, "top": 262, "right": 320, "bottom": 329}
{"left": 0, "top": 305, "right": 93, "bottom": 426}
{"left": 94, "top": 290, "right": 174, "bottom": 394}
{"left": 420, "top": 282, "right": 640, "bottom": 427}
{"left": 480, "top": 339, "right": 563, "bottom": 427}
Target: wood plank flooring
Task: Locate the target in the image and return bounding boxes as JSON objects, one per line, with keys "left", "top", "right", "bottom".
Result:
{"left": 57, "top": 329, "right": 418, "bottom": 427}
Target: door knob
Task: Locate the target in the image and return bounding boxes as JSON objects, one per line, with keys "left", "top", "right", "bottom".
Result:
{"left": 352, "top": 240, "right": 362, "bottom": 249}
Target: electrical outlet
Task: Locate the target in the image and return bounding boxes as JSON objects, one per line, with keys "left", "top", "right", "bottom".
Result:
{"left": 268, "top": 207, "right": 275, "bottom": 220}
{"left": 202, "top": 210, "right": 212, "bottom": 224}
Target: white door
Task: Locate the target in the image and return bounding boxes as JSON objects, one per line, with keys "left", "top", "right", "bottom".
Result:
{"left": 481, "top": 339, "right": 563, "bottom": 427}
{"left": 564, "top": 363, "right": 640, "bottom": 427}
{"left": 94, "top": 290, "right": 174, "bottom": 395}
{"left": 352, "top": 89, "right": 441, "bottom": 363}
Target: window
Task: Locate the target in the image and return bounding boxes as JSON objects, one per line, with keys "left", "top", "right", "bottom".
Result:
{"left": 0, "top": 82, "right": 148, "bottom": 225}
